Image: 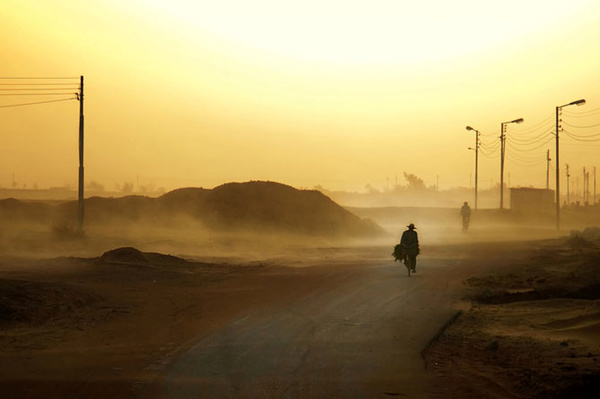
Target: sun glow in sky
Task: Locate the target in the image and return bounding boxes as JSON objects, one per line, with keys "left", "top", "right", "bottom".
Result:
{"left": 1, "top": 0, "right": 600, "bottom": 195}
{"left": 144, "top": 0, "right": 589, "bottom": 65}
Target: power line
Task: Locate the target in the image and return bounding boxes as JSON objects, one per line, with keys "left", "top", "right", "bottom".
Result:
{"left": 0, "top": 88, "right": 79, "bottom": 91}
{"left": 508, "top": 130, "right": 553, "bottom": 144}
{"left": 563, "top": 106, "right": 600, "bottom": 117}
{"left": 0, "top": 97, "right": 76, "bottom": 109}
{"left": 505, "top": 152, "right": 546, "bottom": 167}
{"left": 563, "top": 121, "right": 600, "bottom": 129}
{"left": 563, "top": 128, "right": 600, "bottom": 138}
{"left": 0, "top": 93, "right": 79, "bottom": 96}
{"left": 510, "top": 116, "right": 554, "bottom": 135}
{"left": 0, "top": 83, "right": 79, "bottom": 86}
{"left": 0, "top": 77, "right": 79, "bottom": 79}
{"left": 507, "top": 136, "right": 554, "bottom": 153}
{"left": 563, "top": 130, "right": 600, "bottom": 142}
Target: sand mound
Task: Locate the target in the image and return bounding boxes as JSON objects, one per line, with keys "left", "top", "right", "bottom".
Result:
{"left": 156, "top": 181, "right": 384, "bottom": 236}
{"left": 10, "top": 181, "right": 385, "bottom": 238}
{"left": 99, "top": 247, "right": 192, "bottom": 268}
{"left": 100, "top": 247, "right": 148, "bottom": 264}
{"left": 198, "top": 181, "right": 384, "bottom": 236}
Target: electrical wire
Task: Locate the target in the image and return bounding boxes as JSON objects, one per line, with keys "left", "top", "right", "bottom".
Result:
{"left": 509, "top": 115, "right": 554, "bottom": 135}
{"left": 506, "top": 136, "right": 554, "bottom": 153}
{"left": 0, "top": 77, "right": 79, "bottom": 79}
{"left": 480, "top": 139, "right": 501, "bottom": 150}
{"left": 505, "top": 153, "right": 546, "bottom": 167}
{"left": 563, "top": 106, "right": 600, "bottom": 117}
{"left": 0, "top": 83, "right": 78, "bottom": 86}
{"left": 0, "top": 88, "right": 79, "bottom": 91}
{"left": 0, "top": 97, "right": 77, "bottom": 109}
{"left": 0, "top": 93, "right": 78, "bottom": 96}
{"left": 508, "top": 130, "right": 553, "bottom": 144}
{"left": 563, "top": 130, "right": 600, "bottom": 142}
{"left": 479, "top": 147, "right": 499, "bottom": 158}
{"left": 505, "top": 146, "right": 549, "bottom": 162}
{"left": 563, "top": 128, "right": 600, "bottom": 138}
{"left": 0, "top": 78, "right": 80, "bottom": 98}
{"left": 562, "top": 121, "right": 600, "bottom": 129}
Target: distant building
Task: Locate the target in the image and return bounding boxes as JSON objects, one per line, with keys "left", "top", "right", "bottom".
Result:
{"left": 510, "top": 187, "right": 554, "bottom": 214}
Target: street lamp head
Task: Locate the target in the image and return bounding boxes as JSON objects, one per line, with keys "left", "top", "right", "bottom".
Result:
{"left": 571, "top": 99, "right": 586, "bottom": 106}
{"left": 512, "top": 118, "right": 524, "bottom": 124}
{"left": 466, "top": 126, "right": 474, "bottom": 131}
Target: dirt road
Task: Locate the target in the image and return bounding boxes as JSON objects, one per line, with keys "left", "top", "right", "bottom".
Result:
{"left": 0, "top": 243, "right": 507, "bottom": 398}
{"left": 153, "top": 249, "right": 471, "bottom": 398}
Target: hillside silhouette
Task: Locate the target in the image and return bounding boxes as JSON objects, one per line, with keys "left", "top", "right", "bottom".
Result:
{"left": 2, "top": 181, "right": 384, "bottom": 238}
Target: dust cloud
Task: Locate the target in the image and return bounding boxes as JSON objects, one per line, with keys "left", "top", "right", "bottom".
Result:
{"left": 2, "top": 180, "right": 599, "bottom": 259}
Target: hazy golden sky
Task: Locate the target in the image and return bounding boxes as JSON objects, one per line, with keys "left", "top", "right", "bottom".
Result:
{"left": 2, "top": 0, "right": 600, "bottom": 192}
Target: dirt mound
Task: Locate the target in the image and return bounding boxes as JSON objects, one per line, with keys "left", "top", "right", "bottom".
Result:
{"left": 100, "top": 247, "right": 149, "bottom": 264}
{"left": 154, "top": 181, "right": 385, "bottom": 237}
{"left": 7, "top": 181, "right": 384, "bottom": 238}
{"left": 99, "top": 247, "right": 192, "bottom": 268}
{"left": 0, "top": 278, "right": 99, "bottom": 326}
{"left": 197, "top": 181, "right": 384, "bottom": 236}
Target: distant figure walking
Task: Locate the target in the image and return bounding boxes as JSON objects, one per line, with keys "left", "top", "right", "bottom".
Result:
{"left": 460, "top": 201, "right": 471, "bottom": 232}
{"left": 400, "top": 223, "right": 420, "bottom": 274}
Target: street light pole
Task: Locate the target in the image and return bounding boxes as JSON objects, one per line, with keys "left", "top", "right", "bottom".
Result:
{"left": 500, "top": 118, "right": 524, "bottom": 210}
{"left": 555, "top": 99, "right": 586, "bottom": 230}
{"left": 466, "top": 126, "right": 479, "bottom": 209}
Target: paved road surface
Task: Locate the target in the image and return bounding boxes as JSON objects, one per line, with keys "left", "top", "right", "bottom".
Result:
{"left": 158, "top": 251, "right": 468, "bottom": 398}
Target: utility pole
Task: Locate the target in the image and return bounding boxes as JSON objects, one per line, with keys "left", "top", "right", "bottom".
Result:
{"left": 556, "top": 99, "right": 586, "bottom": 229}
{"left": 500, "top": 124, "right": 505, "bottom": 209}
{"left": 466, "top": 126, "right": 479, "bottom": 209}
{"left": 582, "top": 168, "right": 585, "bottom": 204}
{"left": 583, "top": 167, "right": 587, "bottom": 204}
{"left": 585, "top": 170, "right": 590, "bottom": 204}
{"left": 546, "top": 150, "right": 551, "bottom": 189}
{"left": 500, "top": 118, "right": 523, "bottom": 210}
{"left": 586, "top": 170, "right": 590, "bottom": 205}
{"left": 566, "top": 164, "right": 570, "bottom": 205}
{"left": 595, "top": 166, "right": 597, "bottom": 204}
{"left": 77, "top": 75, "right": 84, "bottom": 234}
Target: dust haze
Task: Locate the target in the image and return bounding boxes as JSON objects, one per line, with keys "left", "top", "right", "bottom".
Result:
{"left": 1, "top": 179, "right": 587, "bottom": 259}
{"left": 1, "top": 180, "right": 600, "bottom": 398}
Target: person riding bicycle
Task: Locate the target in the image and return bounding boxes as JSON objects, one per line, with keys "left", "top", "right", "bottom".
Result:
{"left": 400, "top": 223, "right": 420, "bottom": 273}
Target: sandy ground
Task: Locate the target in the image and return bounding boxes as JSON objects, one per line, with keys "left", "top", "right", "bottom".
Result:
{"left": 425, "top": 236, "right": 600, "bottom": 398}
{"left": 1, "top": 236, "right": 599, "bottom": 398}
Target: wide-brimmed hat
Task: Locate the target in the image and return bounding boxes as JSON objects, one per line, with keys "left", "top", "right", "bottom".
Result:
{"left": 407, "top": 223, "right": 416, "bottom": 230}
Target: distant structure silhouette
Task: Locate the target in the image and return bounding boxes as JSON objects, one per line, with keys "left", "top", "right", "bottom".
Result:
{"left": 460, "top": 201, "right": 471, "bottom": 232}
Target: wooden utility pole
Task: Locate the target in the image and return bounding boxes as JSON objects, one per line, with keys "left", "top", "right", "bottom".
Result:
{"left": 583, "top": 167, "right": 586, "bottom": 204}
{"left": 77, "top": 75, "right": 84, "bottom": 234}
{"left": 546, "top": 149, "right": 551, "bottom": 189}
{"left": 500, "top": 124, "right": 505, "bottom": 209}
{"left": 586, "top": 171, "right": 590, "bottom": 205}
{"left": 566, "top": 164, "right": 570, "bottom": 205}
